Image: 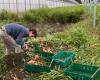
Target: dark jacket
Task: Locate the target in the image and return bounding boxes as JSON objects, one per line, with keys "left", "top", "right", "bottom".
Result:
{"left": 5, "top": 23, "right": 29, "bottom": 46}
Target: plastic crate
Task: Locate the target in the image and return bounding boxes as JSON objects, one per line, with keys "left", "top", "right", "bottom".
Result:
{"left": 33, "top": 44, "right": 54, "bottom": 61}
{"left": 40, "top": 51, "right": 54, "bottom": 61}
{"left": 52, "top": 51, "right": 75, "bottom": 68}
{"left": 64, "top": 63, "right": 100, "bottom": 80}
{"left": 33, "top": 44, "right": 42, "bottom": 53}
{"left": 24, "top": 64, "right": 51, "bottom": 73}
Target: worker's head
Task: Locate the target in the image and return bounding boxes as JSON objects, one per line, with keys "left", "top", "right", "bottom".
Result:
{"left": 29, "top": 28, "right": 37, "bottom": 38}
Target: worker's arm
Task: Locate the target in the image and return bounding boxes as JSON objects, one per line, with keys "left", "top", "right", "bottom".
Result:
{"left": 16, "top": 32, "right": 26, "bottom": 46}
{"left": 16, "top": 32, "right": 29, "bottom": 50}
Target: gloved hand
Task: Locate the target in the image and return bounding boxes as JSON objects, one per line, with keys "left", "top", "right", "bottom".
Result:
{"left": 15, "top": 45, "right": 23, "bottom": 53}
{"left": 22, "top": 44, "right": 29, "bottom": 50}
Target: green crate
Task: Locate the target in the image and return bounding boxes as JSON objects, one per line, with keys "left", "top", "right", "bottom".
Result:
{"left": 24, "top": 64, "right": 51, "bottom": 73}
{"left": 52, "top": 51, "right": 75, "bottom": 68}
{"left": 64, "top": 63, "right": 100, "bottom": 80}
{"left": 40, "top": 51, "right": 54, "bottom": 61}
{"left": 33, "top": 44, "right": 54, "bottom": 61}
{"left": 33, "top": 44, "right": 42, "bottom": 53}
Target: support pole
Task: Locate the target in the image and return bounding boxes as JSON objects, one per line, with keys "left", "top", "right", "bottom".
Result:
{"left": 16, "top": 0, "right": 18, "bottom": 14}
{"left": 84, "top": 0, "right": 90, "bottom": 15}
{"left": 93, "top": 0, "right": 97, "bottom": 28}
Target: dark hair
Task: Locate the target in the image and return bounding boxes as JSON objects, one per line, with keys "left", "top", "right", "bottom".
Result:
{"left": 29, "top": 28, "right": 37, "bottom": 38}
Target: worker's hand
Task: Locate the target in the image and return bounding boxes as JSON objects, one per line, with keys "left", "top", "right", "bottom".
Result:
{"left": 23, "top": 44, "right": 29, "bottom": 50}
{"left": 15, "top": 45, "right": 23, "bottom": 53}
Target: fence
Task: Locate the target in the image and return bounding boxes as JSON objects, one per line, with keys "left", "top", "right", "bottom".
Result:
{"left": 0, "top": 0, "right": 77, "bottom": 12}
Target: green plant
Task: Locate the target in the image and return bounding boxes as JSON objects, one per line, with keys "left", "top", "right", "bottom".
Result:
{"left": 0, "top": 10, "right": 19, "bottom": 21}
{"left": 25, "top": 70, "right": 73, "bottom": 80}
{"left": 23, "top": 8, "right": 50, "bottom": 23}
{"left": 67, "top": 27, "right": 89, "bottom": 48}
{"left": 48, "top": 6, "right": 84, "bottom": 23}
{"left": 38, "top": 70, "right": 73, "bottom": 80}
{"left": 23, "top": 6, "right": 85, "bottom": 24}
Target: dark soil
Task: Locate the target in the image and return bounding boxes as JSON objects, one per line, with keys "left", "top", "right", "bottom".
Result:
{"left": 3, "top": 67, "right": 40, "bottom": 80}
{"left": 27, "top": 23, "right": 70, "bottom": 36}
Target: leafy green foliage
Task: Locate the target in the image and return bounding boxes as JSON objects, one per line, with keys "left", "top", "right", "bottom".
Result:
{"left": 0, "top": 10, "right": 19, "bottom": 21}
{"left": 0, "top": 6, "right": 85, "bottom": 24}
{"left": 0, "top": 40, "right": 5, "bottom": 79}
{"left": 53, "top": 19, "right": 99, "bottom": 49}
{"left": 24, "top": 70, "right": 73, "bottom": 80}
{"left": 48, "top": 6, "right": 84, "bottom": 23}
{"left": 38, "top": 70, "right": 73, "bottom": 80}
{"left": 23, "top": 6, "right": 85, "bottom": 24}
{"left": 0, "top": 40, "right": 5, "bottom": 58}
{"left": 18, "top": 8, "right": 50, "bottom": 24}
{"left": 66, "top": 27, "right": 90, "bottom": 48}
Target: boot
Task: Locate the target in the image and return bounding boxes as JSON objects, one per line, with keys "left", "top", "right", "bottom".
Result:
{"left": 14, "top": 53, "right": 24, "bottom": 68}
{"left": 4, "top": 55, "right": 14, "bottom": 70}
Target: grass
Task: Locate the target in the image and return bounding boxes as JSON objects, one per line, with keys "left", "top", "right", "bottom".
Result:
{"left": 0, "top": 5, "right": 85, "bottom": 24}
